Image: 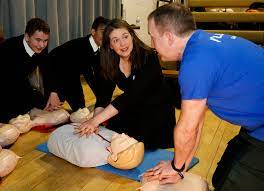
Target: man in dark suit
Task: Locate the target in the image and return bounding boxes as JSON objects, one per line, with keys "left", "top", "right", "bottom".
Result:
{"left": 45, "top": 16, "right": 110, "bottom": 112}
{"left": 0, "top": 18, "right": 51, "bottom": 123}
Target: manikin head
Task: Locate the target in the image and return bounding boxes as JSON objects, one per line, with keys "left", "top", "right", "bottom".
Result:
{"left": 148, "top": 3, "right": 196, "bottom": 62}
{"left": 24, "top": 18, "right": 50, "bottom": 54}
{"left": 107, "top": 133, "right": 144, "bottom": 169}
{"left": 70, "top": 108, "right": 93, "bottom": 123}
{"left": 9, "top": 114, "right": 32, "bottom": 133}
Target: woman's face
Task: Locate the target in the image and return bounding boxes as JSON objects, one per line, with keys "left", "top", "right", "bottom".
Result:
{"left": 109, "top": 28, "right": 133, "bottom": 60}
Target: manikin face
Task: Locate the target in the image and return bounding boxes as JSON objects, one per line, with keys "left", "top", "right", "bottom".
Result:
{"left": 25, "top": 30, "right": 49, "bottom": 54}
{"left": 109, "top": 28, "right": 133, "bottom": 60}
{"left": 148, "top": 18, "right": 180, "bottom": 62}
{"left": 107, "top": 133, "right": 144, "bottom": 170}
{"left": 9, "top": 114, "right": 32, "bottom": 133}
{"left": 109, "top": 133, "right": 138, "bottom": 161}
{"left": 9, "top": 114, "right": 31, "bottom": 126}
{"left": 92, "top": 25, "right": 105, "bottom": 46}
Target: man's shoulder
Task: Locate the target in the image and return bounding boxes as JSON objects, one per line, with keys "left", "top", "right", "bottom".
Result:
{"left": 1, "top": 34, "right": 23, "bottom": 48}
{"left": 0, "top": 35, "right": 25, "bottom": 58}
{"left": 51, "top": 35, "right": 92, "bottom": 53}
{"left": 69, "top": 35, "right": 90, "bottom": 44}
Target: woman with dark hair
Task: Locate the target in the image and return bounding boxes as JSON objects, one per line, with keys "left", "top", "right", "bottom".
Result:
{"left": 75, "top": 18, "right": 175, "bottom": 150}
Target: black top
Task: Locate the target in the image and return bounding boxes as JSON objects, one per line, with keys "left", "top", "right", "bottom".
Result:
{"left": 0, "top": 35, "right": 50, "bottom": 122}
{"left": 96, "top": 49, "right": 176, "bottom": 149}
{"left": 48, "top": 35, "right": 100, "bottom": 111}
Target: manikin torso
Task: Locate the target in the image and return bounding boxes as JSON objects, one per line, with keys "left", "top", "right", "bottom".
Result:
{"left": 140, "top": 173, "right": 208, "bottom": 191}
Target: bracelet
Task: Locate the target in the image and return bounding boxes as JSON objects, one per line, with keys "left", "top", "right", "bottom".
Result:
{"left": 171, "top": 159, "right": 185, "bottom": 179}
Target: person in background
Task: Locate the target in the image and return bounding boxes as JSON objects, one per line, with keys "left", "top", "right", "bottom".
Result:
{"left": 144, "top": 3, "right": 264, "bottom": 191}
{"left": 45, "top": 16, "right": 110, "bottom": 111}
{"left": 0, "top": 18, "right": 51, "bottom": 123}
{"left": 246, "top": 2, "right": 264, "bottom": 12}
{"left": 75, "top": 18, "right": 176, "bottom": 150}
{"left": 237, "top": 2, "right": 264, "bottom": 32}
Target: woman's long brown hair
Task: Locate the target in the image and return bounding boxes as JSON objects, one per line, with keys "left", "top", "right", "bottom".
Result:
{"left": 101, "top": 18, "right": 152, "bottom": 80}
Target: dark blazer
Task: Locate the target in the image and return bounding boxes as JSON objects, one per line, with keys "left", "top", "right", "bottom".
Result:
{"left": 48, "top": 35, "right": 100, "bottom": 111}
{"left": 0, "top": 35, "right": 50, "bottom": 122}
{"left": 96, "top": 49, "right": 176, "bottom": 149}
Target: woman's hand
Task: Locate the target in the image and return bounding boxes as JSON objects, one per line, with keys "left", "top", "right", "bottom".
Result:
{"left": 74, "top": 118, "right": 99, "bottom": 137}
{"left": 74, "top": 104, "right": 118, "bottom": 137}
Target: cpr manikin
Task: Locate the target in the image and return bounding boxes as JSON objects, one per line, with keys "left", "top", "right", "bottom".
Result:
{"left": 30, "top": 108, "right": 70, "bottom": 126}
{"left": 0, "top": 148, "right": 20, "bottom": 178}
{"left": 9, "top": 114, "right": 32, "bottom": 133}
{"left": 107, "top": 133, "right": 144, "bottom": 169}
{"left": 70, "top": 108, "right": 94, "bottom": 123}
{"left": 0, "top": 124, "right": 20, "bottom": 147}
{"left": 140, "top": 172, "right": 208, "bottom": 191}
{"left": 0, "top": 109, "right": 69, "bottom": 147}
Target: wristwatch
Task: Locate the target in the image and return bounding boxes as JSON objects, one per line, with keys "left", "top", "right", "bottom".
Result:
{"left": 171, "top": 159, "right": 185, "bottom": 179}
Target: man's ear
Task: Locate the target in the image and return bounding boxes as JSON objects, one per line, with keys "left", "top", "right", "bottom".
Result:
{"left": 164, "top": 31, "right": 175, "bottom": 47}
{"left": 24, "top": 33, "right": 29, "bottom": 42}
{"left": 91, "top": 29, "right": 96, "bottom": 36}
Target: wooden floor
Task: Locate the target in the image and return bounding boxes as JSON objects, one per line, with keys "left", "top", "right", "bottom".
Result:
{"left": 0, "top": 82, "right": 240, "bottom": 191}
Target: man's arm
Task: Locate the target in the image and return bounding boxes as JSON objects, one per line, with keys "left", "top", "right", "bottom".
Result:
{"left": 144, "top": 99, "right": 207, "bottom": 184}
{"left": 174, "top": 99, "right": 206, "bottom": 171}
{"left": 184, "top": 109, "right": 205, "bottom": 171}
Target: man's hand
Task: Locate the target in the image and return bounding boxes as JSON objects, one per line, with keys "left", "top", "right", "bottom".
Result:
{"left": 44, "top": 92, "right": 63, "bottom": 111}
{"left": 143, "top": 160, "right": 182, "bottom": 184}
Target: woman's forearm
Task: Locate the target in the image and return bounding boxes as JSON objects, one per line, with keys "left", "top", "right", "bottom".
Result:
{"left": 92, "top": 104, "right": 118, "bottom": 126}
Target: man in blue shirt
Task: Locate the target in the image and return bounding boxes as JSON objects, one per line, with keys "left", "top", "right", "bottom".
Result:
{"left": 144, "top": 3, "right": 264, "bottom": 191}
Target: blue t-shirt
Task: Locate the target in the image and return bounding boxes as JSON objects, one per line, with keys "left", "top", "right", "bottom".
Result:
{"left": 179, "top": 30, "right": 264, "bottom": 141}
